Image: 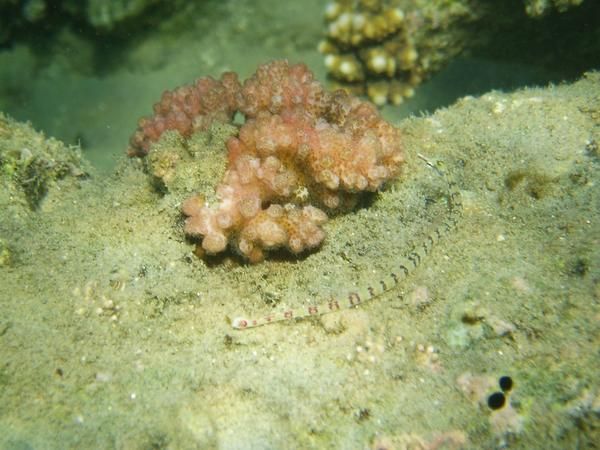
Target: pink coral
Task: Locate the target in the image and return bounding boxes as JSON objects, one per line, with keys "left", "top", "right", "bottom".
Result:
{"left": 129, "top": 60, "right": 405, "bottom": 262}
{"left": 128, "top": 72, "right": 241, "bottom": 156}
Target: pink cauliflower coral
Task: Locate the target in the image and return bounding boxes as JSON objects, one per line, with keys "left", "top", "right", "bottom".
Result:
{"left": 129, "top": 60, "right": 404, "bottom": 262}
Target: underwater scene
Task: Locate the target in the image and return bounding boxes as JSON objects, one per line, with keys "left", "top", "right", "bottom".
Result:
{"left": 0, "top": 0, "right": 599, "bottom": 448}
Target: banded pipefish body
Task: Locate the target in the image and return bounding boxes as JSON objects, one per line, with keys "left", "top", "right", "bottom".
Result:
{"left": 231, "top": 154, "right": 462, "bottom": 329}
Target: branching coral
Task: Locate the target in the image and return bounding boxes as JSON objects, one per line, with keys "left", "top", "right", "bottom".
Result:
{"left": 319, "top": 0, "right": 594, "bottom": 106}
{"left": 129, "top": 60, "right": 404, "bottom": 262}
{"left": 319, "top": 0, "right": 482, "bottom": 106}
{"left": 128, "top": 72, "right": 241, "bottom": 157}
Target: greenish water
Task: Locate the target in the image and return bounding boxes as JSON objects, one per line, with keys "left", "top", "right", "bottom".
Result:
{"left": 0, "top": 0, "right": 588, "bottom": 173}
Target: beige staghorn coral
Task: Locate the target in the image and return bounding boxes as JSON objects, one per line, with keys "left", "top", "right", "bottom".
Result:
{"left": 320, "top": 0, "right": 593, "bottom": 106}
{"left": 320, "top": 0, "right": 416, "bottom": 106}
{"left": 319, "top": 0, "right": 482, "bottom": 106}
{"left": 129, "top": 60, "right": 404, "bottom": 263}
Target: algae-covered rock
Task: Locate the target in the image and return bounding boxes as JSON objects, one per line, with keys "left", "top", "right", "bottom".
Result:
{"left": 0, "top": 237, "right": 11, "bottom": 267}
{"left": 0, "top": 0, "right": 184, "bottom": 45}
{"left": 62, "top": 0, "right": 177, "bottom": 30}
{"left": 524, "top": 0, "right": 584, "bottom": 16}
{"left": 0, "top": 112, "right": 89, "bottom": 210}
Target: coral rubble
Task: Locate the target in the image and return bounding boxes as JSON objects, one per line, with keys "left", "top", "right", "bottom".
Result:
{"left": 129, "top": 60, "right": 404, "bottom": 262}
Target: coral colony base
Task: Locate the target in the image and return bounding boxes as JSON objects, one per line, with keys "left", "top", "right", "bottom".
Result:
{"left": 129, "top": 60, "right": 404, "bottom": 263}
{"left": 128, "top": 60, "right": 460, "bottom": 329}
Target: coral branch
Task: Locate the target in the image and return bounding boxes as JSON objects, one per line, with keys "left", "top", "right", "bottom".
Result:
{"left": 128, "top": 72, "right": 241, "bottom": 157}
